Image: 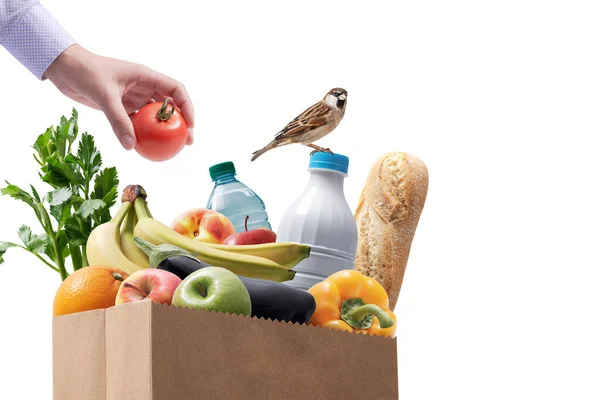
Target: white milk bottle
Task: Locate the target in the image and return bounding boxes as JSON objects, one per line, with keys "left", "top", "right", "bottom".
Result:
{"left": 277, "top": 152, "right": 358, "bottom": 290}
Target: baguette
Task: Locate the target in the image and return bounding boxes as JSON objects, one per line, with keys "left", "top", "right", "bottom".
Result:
{"left": 354, "top": 152, "right": 428, "bottom": 310}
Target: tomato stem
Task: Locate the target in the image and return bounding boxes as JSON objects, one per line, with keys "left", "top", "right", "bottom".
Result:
{"left": 244, "top": 215, "right": 249, "bottom": 232}
{"left": 156, "top": 98, "right": 175, "bottom": 121}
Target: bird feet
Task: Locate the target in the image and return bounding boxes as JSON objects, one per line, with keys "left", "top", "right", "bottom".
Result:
{"left": 309, "top": 147, "right": 334, "bottom": 156}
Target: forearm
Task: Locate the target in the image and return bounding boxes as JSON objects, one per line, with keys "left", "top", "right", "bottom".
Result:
{"left": 0, "top": 1, "right": 75, "bottom": 79}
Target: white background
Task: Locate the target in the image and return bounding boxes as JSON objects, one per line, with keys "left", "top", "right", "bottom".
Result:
{"left": 1, "top": 1, "right": 599, "bottom": 398}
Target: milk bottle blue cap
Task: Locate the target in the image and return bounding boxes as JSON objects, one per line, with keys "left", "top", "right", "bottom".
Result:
{"left": 308, "top": 153, "right": 349, "bottom": 175}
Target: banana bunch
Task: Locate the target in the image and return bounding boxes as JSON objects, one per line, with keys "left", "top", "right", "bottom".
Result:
{"left": 87, "top": 185, "right": 310, "bottom": 282}
{"left": 86, "top": 198, "right": 149, "bottom": 275}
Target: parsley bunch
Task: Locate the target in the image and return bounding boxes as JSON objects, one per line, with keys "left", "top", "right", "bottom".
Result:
{"left": 0, "top": 109, "right": 119, "bottom": 281}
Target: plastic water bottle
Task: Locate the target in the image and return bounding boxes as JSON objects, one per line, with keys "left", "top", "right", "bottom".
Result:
{"left": 207, "top": 161, "right": 272, "bottom": 232}
{"left": 277, "top": 153, "right": 358, "bottom": 291}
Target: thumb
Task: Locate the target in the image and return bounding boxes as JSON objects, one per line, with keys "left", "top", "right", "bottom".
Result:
{"left": 99, "top": 93, "right": 137, "bottom": 150}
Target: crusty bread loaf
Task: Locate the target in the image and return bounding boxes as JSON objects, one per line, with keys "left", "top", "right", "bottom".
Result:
{"left": 354, "top": 152, "right": 428, "bottom": 310}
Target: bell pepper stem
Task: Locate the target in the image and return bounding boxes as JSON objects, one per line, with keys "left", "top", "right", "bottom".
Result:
{"left": 347, "top": 304, "right": 394, "bottom": 329}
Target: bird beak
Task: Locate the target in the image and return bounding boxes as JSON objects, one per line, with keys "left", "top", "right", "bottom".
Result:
{"left": 339, "top": 94, "right": 347, "bottom": 101}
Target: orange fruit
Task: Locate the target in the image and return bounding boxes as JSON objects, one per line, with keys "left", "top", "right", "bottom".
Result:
{"left": 53, "top": 266, "right": 129, "bottom": 316}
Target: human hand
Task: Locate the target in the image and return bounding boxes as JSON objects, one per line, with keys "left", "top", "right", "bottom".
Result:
{"left": 44, "top": 44, "right": 194, "bottom": 150}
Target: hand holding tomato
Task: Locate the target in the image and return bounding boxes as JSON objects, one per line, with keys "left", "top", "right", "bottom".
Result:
{"left": 133, "top": 99, "right": 189, "bottom": 162}
{"left": 45, "top": 45, "right": 194, "bottom": 151}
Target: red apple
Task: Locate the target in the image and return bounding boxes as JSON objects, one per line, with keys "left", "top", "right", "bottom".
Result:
{"left": 170, "top": 208, "right": 236, "bottom": 244}
{"left": 115, "top": 269, "right": 182, "bottom": 305}
{"left": 223, "top": 216, "right": 277, "bottom": 245}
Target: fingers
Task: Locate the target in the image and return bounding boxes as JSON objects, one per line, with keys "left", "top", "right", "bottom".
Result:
{"left": 149, "top": 71, "right": 195, "bottom": 144}
{"left": 150, "top": 93, "right": 193, "bottom": 144}
{"left": 152, "top": 74, "right": 194, "bottom": 127}
{"left": 98, "top": 91, "right": 137, "bottom": 150}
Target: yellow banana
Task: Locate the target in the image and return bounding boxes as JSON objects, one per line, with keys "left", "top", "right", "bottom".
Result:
{"left": 120, "top": 208, "right": 150, "bottom": 268}
{"left": 204, "top": 242, "right": 310, "bottom": 269}
{"left": 86, "top": 201, "right": 144, "bottom": 275}
{"left": 132, "top": 198, "right": 294, "bottom": 282}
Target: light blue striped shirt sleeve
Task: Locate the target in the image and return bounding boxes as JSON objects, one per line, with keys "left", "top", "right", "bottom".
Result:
{"left": 0, "top": 1, "right": 76, "bottom": 79}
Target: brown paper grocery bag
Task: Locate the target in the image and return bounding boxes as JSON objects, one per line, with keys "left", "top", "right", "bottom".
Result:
{"left": 53, "top": 309, "right": 107, "bottom": 400}
{"left": 53, "top": 300, "right": 398, "bottom": 399}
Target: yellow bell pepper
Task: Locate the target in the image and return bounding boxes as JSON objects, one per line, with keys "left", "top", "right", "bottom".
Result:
{"left": 308, "top": 270, "right": 397, "bottom": 338}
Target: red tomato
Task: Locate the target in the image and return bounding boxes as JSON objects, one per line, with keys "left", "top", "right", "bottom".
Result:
{"left": 132, "top": 99, "right": 188, "bottom": 162}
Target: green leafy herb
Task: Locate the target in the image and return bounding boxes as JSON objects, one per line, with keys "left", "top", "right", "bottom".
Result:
{"left": 17, "top": 225, "right": 49, "bottom": 254}
{"left": 0, "top": 242, "right": 19, "bottom": 265}
{"left": 77, "top": 199, "right": 106, "bottom": 219}
{"left": 46, "top": 187, "right": 73, "bottom": 206}
{"left": 1, "top": 109, "right": 119, "bottom": 280}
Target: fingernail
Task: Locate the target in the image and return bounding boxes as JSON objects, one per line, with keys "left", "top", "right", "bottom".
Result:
{"left": 187, "top": 129, "right": 194, "bottom": 145}
{"left": 121, "top": 136, "right": 136, "bottom": 150}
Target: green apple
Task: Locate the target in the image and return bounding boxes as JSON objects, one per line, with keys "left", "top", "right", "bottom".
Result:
{"left": 172, "top": 267, "right": 251, "bottom": 316}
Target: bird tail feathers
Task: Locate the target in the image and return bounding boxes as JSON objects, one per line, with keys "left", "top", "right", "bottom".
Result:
{"left": 251, "top": 141, "right": 277, "bottom": 162}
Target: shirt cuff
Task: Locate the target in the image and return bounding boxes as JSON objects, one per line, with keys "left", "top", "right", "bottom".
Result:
{"left": 1, "top": 4, "right": 76, "bottom": 79}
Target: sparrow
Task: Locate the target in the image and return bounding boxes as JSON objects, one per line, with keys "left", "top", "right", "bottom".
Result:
{"left": 251, "top": 88, "right": 347, "bottom": 161}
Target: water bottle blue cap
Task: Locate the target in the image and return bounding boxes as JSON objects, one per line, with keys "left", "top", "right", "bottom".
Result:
{"left": 209, "top": 161, "right": 236, "bottom": 180}
{"left": 308, "top": 152, "right": 349, "bottom": 175}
